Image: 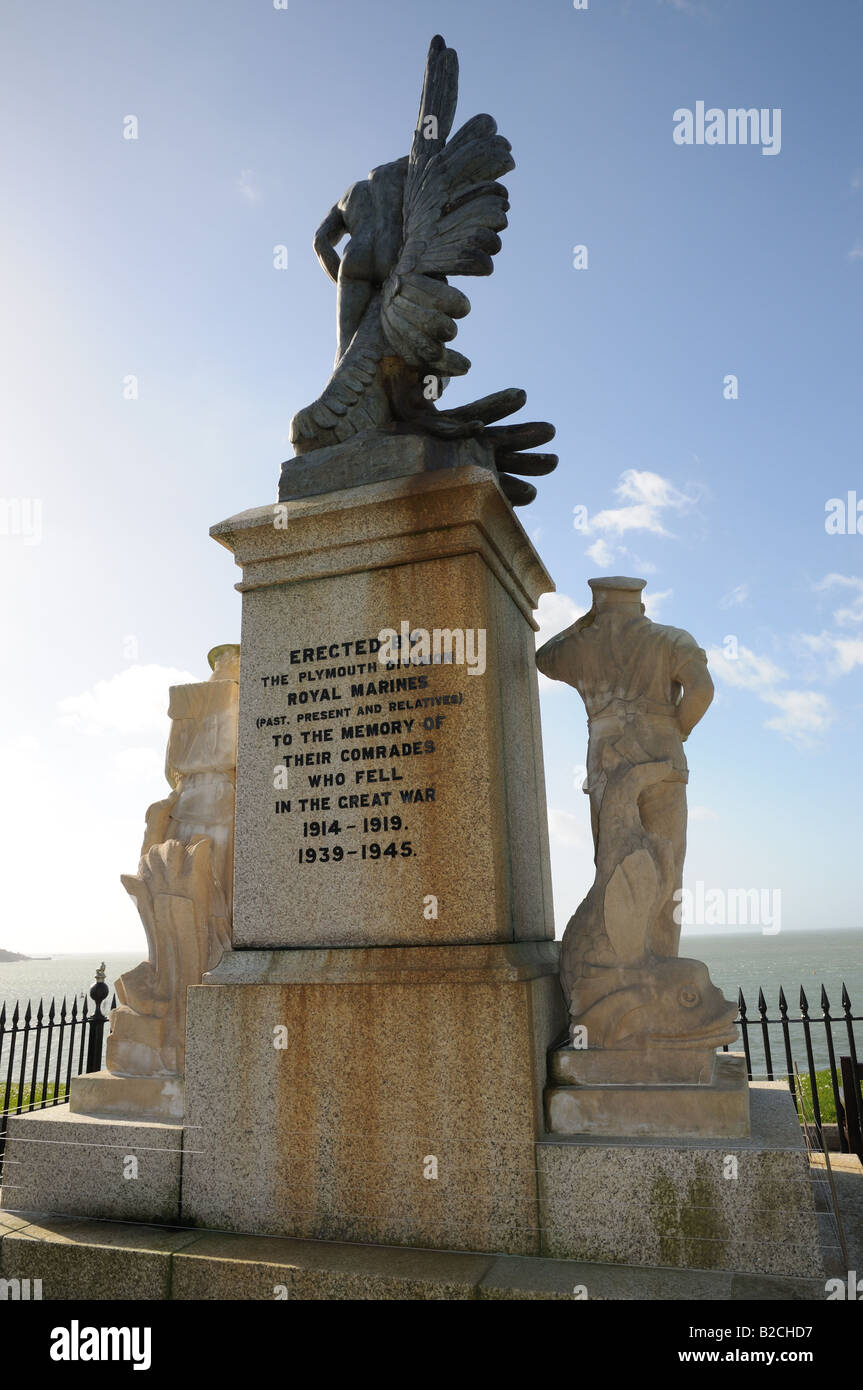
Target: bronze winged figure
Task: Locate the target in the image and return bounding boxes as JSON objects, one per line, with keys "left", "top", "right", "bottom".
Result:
{"left": 289, "top": 35, "right": 557, "bottom": 506}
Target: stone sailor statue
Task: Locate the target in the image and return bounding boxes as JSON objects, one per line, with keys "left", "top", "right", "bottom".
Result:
{"left": 536, "top": 578, "right": 737, "bottom": 1056}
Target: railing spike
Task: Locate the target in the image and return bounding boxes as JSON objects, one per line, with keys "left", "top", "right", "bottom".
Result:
{"left": 738, "top": 988, "right": 747, "bottom": 1011}
{"left": 799, "top": 985, "right": 809, "bottom": 1013}
{"left": 820, "top": 984, "right": 830, "bottom": 1013}
{"left": 757, "top": 987, "right": 767, "bottom": 1013}
{"left": 841, "top": 981, "right": 851, "bottom": 1011}
{"left": 778, "top": 985, "right": 788, "bottom": 1012}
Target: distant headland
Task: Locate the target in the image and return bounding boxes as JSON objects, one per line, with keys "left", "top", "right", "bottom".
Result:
{"left": 0, "top": 948, "right": 50, "bottom": 962}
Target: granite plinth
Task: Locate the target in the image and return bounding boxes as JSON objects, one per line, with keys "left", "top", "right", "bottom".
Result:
{"left": 181, "top": 942, "right": 565, "bottom": 1255}
{"left": 537, "top": 1082, "right": 824, "bottom": 1276}
{"left": 0, "top": 1210, "right": 829, "bottom": 1300}
{"left": 0, "top": 1105, "right": 183, "bottom": 1225}
{"left": 211, "top": 455, "right": 555, "bottom": 950}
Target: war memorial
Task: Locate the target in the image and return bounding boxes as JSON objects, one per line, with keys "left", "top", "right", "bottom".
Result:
{"left": 0, "top": 37, "right": 830, "bottom": 1304}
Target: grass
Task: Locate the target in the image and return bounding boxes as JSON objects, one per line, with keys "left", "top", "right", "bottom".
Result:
{"left": 1, "top": 1082, "right": 68, "bottom": 1115}
{"left": 796, "top": 1068, "right": 839, "bottom": 1125}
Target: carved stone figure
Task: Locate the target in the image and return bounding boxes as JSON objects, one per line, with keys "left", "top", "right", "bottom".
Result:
{"left": 536, "top": 579, "right": 737, "bottom": 1053}
{"left": 289, "top": 35, "right": 557, "bottom": 506}
{"left": 106, "top": 646, "right": 239, "bottom": 1078}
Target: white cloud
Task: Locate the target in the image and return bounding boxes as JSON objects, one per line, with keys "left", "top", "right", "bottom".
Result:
{"left": 814, "top": 573, "right": 863, "bottom": 626}
{"left": 585, "top": 538, "right": 614, "bottom": 566}
{"left": 763, "top": 690, "right": 833, "bottom": 740}
{"left": 849, "top": 241, "right": 863, "bottom": 262}
{"left": 690, "top": 805, "right": 719, "bottom": 822}
{"left": 535, "top": 592, "right": 585, "bottom": 647}
{"left": 589, "top": 469, "right": 699, "bottom": 540}
{"left": 57, "top": 665, "right": 197, "bottom": 736}
{"left": 707, "top": 644, "right": 785, "bottom": 692}
{"left": 708, "top": 643, "right": 833, "bottom": 746}
{"left": 643, "top": 587, "right": 672, "bottom": 619}
{"left": 237, "top": 169, "right": 262, "bottom": 204}
{"left": 719, "top": 583, "right": 749, "bottom": 609}
{"left": 797, "top": 576, "right": 863, "bottom": 678}
{"left": 801, "top": 631, "right": 863, "bottom": 677}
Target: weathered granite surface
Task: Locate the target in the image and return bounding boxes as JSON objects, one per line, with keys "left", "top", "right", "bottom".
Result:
{"left": 0, "top": 1105, "right": 183, "bottom": 1225}
{"left": 0, "top": 1210, "right": 829, "bottom": 1300}
{"left": 181, "top": 943, "right": 565, "bottom": 1255}
{"left": 212, "top": 461, "right": 555, "bottom": 950}
{"left": 0, "top": 1214, "right": 197, "bottom": 1300}
{"left": 537, "top": 1082, "right": 824, "bottom": 1276}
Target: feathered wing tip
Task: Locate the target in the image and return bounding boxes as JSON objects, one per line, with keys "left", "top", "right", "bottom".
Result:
{"left": 382, "top": 103, "right": 515, "bottom": 372}
{"left": 409, "top": 36, "right": 459, "bottom": 179}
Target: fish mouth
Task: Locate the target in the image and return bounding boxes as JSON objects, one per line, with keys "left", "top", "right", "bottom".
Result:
{"left": 649, "top": 1014, "right": 739, "bottom": 1047}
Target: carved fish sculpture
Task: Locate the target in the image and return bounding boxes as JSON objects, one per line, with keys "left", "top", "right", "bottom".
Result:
{"left": 560, "top": 753, "right": 738, "bottom": 1050}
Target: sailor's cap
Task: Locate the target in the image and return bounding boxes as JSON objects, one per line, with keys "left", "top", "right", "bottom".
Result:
{"left": 208, "top": 643, "right": 241, "bottom": 670}
{"left": 587, "top": 576, "right": 647, "bottom": 596}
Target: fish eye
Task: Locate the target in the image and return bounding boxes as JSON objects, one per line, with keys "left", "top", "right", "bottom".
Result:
{"left": 679, "top": 987, "right": 700, "bottom": 1008}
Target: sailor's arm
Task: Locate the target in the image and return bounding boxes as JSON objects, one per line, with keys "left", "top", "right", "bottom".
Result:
{"left": 536, "top": 608, "right": 594, "bottom": 683}
{"left": 313, "top": 204, "right": 346, "bottom": 284}
{"left": 675, "top": 655, "right": 714, "bottom": 740}
{"left": 536, "top": 628, "right": 575, "bottom": 682}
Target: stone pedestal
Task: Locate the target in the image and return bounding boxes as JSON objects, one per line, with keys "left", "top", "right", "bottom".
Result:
{"left": 537, "top": 1082, "right": 824, "bottom": 1278}
{"left": 545, "top": 1050, "right": 751, "bottom": 1139}
{"left": 0, "top": 1105, "right": 183, "bottom": 1225}
{"left": 181, "top": 942, "right": 565, "bottom": 1254}
{"left": 210, "top": 452, "right": 555, "bottom": 949}
{"left": 69, "top": 1071, "right": 184, "bottom": 1123}
{"left": 174, "top": 453, "right": 566, "bottom": 1254}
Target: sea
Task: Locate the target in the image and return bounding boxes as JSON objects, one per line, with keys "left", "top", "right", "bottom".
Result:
{"left": 0, "top": 929, "right": 860, "bottom": 1076}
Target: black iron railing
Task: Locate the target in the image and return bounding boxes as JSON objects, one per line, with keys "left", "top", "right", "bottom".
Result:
{"left": 0, "top": 968, "right": 114, "bottom": 1170}
{"left": 0, "top": 974, "right": 860, "bottom": 1176}
{"left": 725, "top": 983, "right": 862, "bottom": 1154}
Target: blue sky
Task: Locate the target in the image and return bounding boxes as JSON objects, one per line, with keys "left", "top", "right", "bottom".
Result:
{"left": 0, "top": 0, "right": 861, "bottom": 951}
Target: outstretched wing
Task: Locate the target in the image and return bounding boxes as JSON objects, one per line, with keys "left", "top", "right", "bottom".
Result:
{"left": 381, "top": 38, "right": 515, "bottom": 377}
{"left": 408, "top": 34, "right": 459, "bottom": 178}
{"left": 289, "top": 298, "right": 390, "bottom": 450}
